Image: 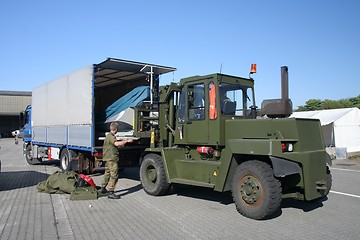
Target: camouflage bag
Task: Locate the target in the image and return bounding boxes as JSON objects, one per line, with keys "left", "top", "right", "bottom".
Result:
{"left": 70, "top": 186, "right": 98, "bottom": 201}
{"left": 37, "top": 171, "right": 98, "bottom": 200}
{"left": 37, "top": 171, "right": 77, "bottom": 194}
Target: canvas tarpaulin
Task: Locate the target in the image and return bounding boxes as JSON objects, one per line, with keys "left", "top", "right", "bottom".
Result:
{"left": 32, "top": 66, "right": 93, "bottom": 127}
{"left": 105, "top": 86, "right": 150, "bottom": 123}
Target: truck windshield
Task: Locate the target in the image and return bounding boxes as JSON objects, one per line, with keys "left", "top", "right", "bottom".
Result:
{"left": 219, "top": 82, "right": 253, "bottom": 117}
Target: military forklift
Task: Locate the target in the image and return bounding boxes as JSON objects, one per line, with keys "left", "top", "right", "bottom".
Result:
{"left": 134, "top": 65, "right": 331, "bottom": 220}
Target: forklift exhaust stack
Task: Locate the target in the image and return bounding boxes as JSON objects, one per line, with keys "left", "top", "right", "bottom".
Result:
{"left": 260, "top": 66, "right": 293, "bottom": 118}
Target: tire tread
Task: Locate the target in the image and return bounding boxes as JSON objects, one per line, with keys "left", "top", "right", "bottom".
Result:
{"left": 231, "top": 160, "right": 282, "bottom": 220}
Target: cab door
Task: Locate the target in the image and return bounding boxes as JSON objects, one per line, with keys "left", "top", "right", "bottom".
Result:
{"left": 176, "top": 82, "right": 208, "bottom": 144}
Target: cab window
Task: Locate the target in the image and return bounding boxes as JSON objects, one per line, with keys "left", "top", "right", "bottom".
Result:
{"left": 219, "top": 83, "right": 251, "bottom": 117}
{"left": 178, "top": 87, "right": 186, "bottom": 122}
{"left": 188, "top": 83, "right": 205, "bottom": 120}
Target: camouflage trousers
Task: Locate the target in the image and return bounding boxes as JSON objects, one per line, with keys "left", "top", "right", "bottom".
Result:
{"left": 101, "top": 160, "right": 118, "bottom": 191}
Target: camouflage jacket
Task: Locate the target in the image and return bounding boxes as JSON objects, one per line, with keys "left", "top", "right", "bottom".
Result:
{"left": 103, "top": 132, "right": 119, "bottom": 162}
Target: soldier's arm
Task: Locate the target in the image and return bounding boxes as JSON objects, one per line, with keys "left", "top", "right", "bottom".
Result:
{"left": 114, "top": 139, "right": 133, "bottom": 148}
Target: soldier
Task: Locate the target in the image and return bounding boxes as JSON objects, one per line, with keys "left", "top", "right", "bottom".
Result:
{"left": 100, "top": 122, "right": 133, "bottom": 199}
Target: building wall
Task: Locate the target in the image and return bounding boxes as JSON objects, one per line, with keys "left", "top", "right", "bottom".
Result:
{"left": 0, "top": 91, "right": 31, "bottom": 137}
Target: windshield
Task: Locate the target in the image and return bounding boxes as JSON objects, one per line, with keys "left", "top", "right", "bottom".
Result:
{"left": 219, "top": 82, "right": 254, "bottom": 117}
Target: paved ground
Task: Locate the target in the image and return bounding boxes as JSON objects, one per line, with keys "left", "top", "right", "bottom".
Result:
{"left": 1, "top": 138, "right": 360, "bottom": 240}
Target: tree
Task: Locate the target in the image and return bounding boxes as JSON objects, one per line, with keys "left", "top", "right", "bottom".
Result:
{"left": 349, "top": 95, "right": 360, "bottom": 108}
{"left": 297, "top": 99, "right": 322, "bottom": 111}
{"left": 322, "top": 99, "right": 342, "bottom": 109}
{"left": 296, "top": 95, "right": 360, "bottom": 111}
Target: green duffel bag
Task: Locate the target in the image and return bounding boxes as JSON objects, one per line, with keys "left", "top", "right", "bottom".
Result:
{"left": 37, "top": 171, "right": 77, "bottom": 194}
{"left": 70, "top": 186, "right": 98, "bottom": 201}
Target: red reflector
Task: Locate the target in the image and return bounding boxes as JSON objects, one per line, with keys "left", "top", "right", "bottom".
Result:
{"left": 94, "top": 152, "right": 102, "bottom": 156}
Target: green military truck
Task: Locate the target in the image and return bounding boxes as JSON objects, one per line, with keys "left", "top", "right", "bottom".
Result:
{"left": 134, "top": 65, "right": 331, "bottom": 220}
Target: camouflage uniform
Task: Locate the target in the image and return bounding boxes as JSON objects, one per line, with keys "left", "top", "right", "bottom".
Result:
{"left": 101, "top": 132, "right": 119, "bottom": 191}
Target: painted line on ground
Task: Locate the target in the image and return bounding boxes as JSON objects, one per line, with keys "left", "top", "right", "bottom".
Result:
{"left": 329, "top": 167, "right": 360, "bottom": 173}
{"left": 330, "top": 190, "right": 360, "bottom": 199}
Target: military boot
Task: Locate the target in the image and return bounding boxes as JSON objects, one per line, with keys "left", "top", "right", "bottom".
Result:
{"left": 108, "top": 191, "right": 120, "bottom": 199}
{"left": 100, "top": 187, "right": 108, "bottom": 194}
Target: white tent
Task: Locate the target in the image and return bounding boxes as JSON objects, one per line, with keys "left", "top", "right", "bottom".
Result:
{"left": 290, "top": 108, "right": 360, "bottom": 153}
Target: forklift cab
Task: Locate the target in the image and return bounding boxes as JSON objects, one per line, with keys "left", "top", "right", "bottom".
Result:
{"left": 174, "top": 74, "right": 255, "bottom": 146}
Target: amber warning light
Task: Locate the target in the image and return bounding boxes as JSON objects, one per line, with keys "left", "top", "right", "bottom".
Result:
{"left": 250, "top": 64, "right": 257, "bottom": 74}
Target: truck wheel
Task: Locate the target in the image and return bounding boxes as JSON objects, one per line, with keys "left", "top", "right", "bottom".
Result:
{"left": 25, "top": 145, "right": 35, "bottom": 165}
{"left": 25, "top": 145, "right": 41, "bottom": 165}
{"left": 140, "top": 154, "right": 170, "bottom": 196}
{"left": 231, "top": 160, "right": 282, "bottom": 220}
{"left": 60, "top": 149, "right": 72, "bottom": 172}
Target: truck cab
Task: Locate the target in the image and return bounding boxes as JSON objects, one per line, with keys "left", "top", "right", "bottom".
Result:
{"left": 20, "top": 105, "right": 32, "bottom": 142}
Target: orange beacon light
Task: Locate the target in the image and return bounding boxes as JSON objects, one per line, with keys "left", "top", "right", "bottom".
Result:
{"left": 250, "top": 63, "right": 257, "bottom": 74}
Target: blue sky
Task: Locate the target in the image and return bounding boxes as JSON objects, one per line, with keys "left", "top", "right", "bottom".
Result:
{"left": 0, "top": 1, "right": 359, "bottom": 108}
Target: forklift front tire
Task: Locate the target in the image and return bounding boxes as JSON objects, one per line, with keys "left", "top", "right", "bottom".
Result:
{"left": 140, "top": 154, "right": 170, "bottom": 196}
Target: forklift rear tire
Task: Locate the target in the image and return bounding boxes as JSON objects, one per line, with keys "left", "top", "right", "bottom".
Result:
{"left": 140, "top": 154, "right": 170, "bottom": 196}
{"left": 231, "top": 160, "right": 282, "bottom": 220}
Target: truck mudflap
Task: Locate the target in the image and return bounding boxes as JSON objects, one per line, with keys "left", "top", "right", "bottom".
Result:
{"left": 269, "top": 156, "right": 301, "bottom": 177}
{"left": 296, "top": 150, "right": 328, "bottom": 201}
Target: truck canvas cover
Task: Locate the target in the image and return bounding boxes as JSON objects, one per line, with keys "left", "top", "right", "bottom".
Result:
{"left": 31, "top": 58, "right": 176, "bottom": 149}
{"left": 105, "top": 86, "right": 150, "bottom": 123}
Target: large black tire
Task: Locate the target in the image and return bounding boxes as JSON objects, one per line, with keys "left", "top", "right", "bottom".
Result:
{"left": 140, "top": 154, "right": 170, "bottom": 196}
{"left": 60, "top": 149, "right": 73, "bottom": 172}
{"left": 322, "top": 165, "right": 332, "bottom": 197}
{"left": 232, "top": 160, "right": 282, "bottom": 220}
{"left": 25, "top": 144, "right": 41, "bottom": 165}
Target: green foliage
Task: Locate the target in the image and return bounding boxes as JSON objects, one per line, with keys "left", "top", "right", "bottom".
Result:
{"left": 296, "top": 95, "right": 360, "bottom": 111}
{"left": 349, "top": 96, "right": 360, "bottom": 107}
{"left": 297, "top": 99, "right": 322, "bottom": 111}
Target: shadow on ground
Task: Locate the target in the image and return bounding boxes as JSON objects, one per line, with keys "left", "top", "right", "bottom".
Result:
{"left": 69, "top": 165, "right": 327, "bottom": 219}
{"left": 281, "top": 197, "right": 325, "bottom": 212}
{"left": 116, "top": 184, "right": 143, "bottom": 197}
{"left": 113, "top": 166, "right": 326, "bottom": 218}
{"left": 0, "top": 171, "right": 50, "bottom": 191}
{"left": 171, "top": 184, "right": 234, "bottom": 205}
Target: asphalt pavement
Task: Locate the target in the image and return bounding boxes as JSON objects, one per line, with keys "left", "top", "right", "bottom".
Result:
{"left": 1, "top": 138, "right": 360, "bottom": 240}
